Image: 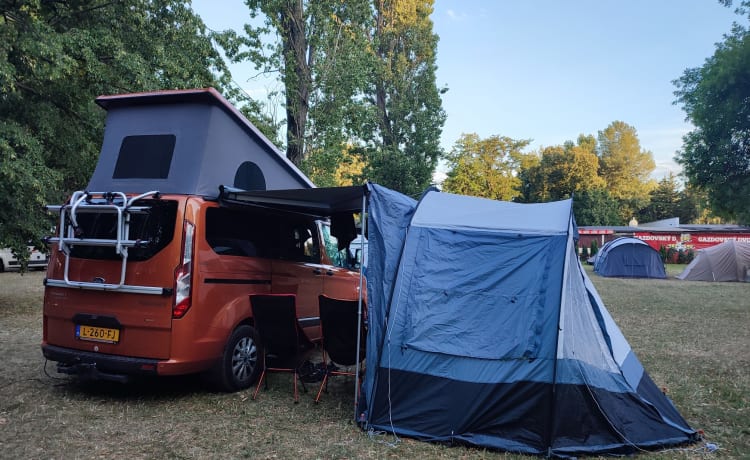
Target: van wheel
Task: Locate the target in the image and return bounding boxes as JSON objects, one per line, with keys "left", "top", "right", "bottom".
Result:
{"left": 0, "top": 259, "right": 4, "bottom": 273}
{"left": 210, "top": 325, "right": 261, "bottom": 392}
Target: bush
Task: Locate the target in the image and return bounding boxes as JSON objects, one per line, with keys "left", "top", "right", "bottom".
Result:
{"left": 673, "top": 248, "right": 696, "bottom": 264}
{"left": 659, "top": 245, "right": 668, "bottom": 263}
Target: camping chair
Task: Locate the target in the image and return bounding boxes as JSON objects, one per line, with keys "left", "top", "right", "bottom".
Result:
{"left": 250, "top": 294, "right": 314, "bottom": 403}
{"left": 314, "top": 295, "right": 367, "bottom": 403}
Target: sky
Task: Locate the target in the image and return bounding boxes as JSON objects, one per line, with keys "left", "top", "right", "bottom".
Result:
{"left": 192, "top": 1, "right": 741, "bottom": 180}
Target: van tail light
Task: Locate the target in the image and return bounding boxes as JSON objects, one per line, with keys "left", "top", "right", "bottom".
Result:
{"left": 173, "top": 221, "right": 195, "bottom": 319}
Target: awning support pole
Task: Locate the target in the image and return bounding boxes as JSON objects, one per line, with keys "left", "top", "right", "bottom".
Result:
{"left": 354, "top": 192, "right": 367, "bottom": 422}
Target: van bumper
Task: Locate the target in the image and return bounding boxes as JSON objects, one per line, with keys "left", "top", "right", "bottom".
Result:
{"left": 42, "top": 344, "right": 160, "bottom": 382}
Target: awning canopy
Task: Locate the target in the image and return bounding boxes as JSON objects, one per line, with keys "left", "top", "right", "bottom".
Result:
{"left": 218, "top": 184, "right": 367, "bottom": 216}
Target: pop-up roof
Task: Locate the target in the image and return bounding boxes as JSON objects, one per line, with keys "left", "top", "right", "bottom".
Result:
{"left": 87, "top": 88, "right": 313, "bottom": 196}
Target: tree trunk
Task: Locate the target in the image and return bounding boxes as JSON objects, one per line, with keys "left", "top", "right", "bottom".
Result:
{"left": 281, "top": 0, "right": 310, "bottom": 166}
{"left": 374, "top": 0, "right": 394, "bottom": 149}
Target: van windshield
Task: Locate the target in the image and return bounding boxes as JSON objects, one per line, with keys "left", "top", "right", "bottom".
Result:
{"left": 69, "top": 199, "right": 178, "bottom": 261}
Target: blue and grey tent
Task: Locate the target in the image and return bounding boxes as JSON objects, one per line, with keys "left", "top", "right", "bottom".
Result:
{"left": 361, "top": 187, "right": 696, "bottom": 456}
{"left": 593, "top": 237, "right": 667, "bottom": 279}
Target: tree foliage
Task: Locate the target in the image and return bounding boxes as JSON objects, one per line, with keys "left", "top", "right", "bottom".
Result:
{"left": 519, "top": 135, "right": 605, "bottom": 202}
{"left": 673, "top": 2, "right": 750, "bottom": 224}
{"left": 362, "top": 0, "right": 446, "bottom": 196}
{"left": 221, "top": 0, "right": 445, "bottom": 195}
{"left": 637, "top": 173, "right": 681, "bottom": 223}
{"left": 572, "top": 187, "right": 622, "bottom": 226}
{"left": 302, "top": 144, "right": 366, "bottom": 187}
{"left": 510, "top": 124, "right": 657, "bottom": 225}
{"left": 637, "top": 173, "right": 699, "bottom": 224}
{"left": 0, "top": 0, "right": 233, "bottom": 263}
{"left": 217, "top": 0, "right": 373, "bottom": 167}
{"left": 596, "top": 121, "right": 656, "bottom": 221}
{"left": 442, "top": 134, "right": 530, "bottom": 201}
{"left": 597, "top": 121, "right": 656, "bottom": 201}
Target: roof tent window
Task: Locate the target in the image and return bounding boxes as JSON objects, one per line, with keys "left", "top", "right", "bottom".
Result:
{"left": 234, "top": 161, "right": 266, "bottom": 191}
{"left": 113, "top": 134, "right": 176, "bottom": 179}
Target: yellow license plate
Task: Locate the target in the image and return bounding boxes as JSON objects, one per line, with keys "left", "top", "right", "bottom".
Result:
{"left": 76, "top": 325, "right": 120, "bottom": 344}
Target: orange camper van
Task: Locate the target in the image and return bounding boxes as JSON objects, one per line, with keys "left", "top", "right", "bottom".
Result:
{"left": 42, "top": 88, "right": 365, "bottom": 391}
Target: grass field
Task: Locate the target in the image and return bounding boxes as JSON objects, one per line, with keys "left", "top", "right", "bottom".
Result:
{"left": 0, "top": 267, "right": 748, "bottom": 459}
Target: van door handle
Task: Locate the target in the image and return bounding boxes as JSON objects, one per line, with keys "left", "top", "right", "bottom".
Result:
{"left": 313, "top": 268, "right": 322, "bottom": 275}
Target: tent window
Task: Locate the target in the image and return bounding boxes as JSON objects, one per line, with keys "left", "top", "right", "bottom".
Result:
{"left": 234, "top": 161, "right": 266, "bottom": 191}
{"left": 401, "top": 229, "right": 563, "bottom": 360}
{"left": 113, "top": 135, "right": 175, "bottom": 179}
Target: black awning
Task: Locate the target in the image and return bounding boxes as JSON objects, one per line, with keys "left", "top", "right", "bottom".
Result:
{"left": 218, "top": 184, "right": 367, "bottom": 216}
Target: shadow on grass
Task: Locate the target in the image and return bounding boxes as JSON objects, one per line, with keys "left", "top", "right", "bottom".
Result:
{"left": 48, "top": 372, "right": 212, "bottom": 402}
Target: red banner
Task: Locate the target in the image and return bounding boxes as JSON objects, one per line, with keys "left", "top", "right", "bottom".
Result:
{"left": 633, "top": 232, "right": 750, "bottom": 251}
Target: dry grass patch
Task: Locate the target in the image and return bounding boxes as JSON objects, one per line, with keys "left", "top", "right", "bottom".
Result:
{"left": 1, "top": 269, "right": 748, "bottom": 459}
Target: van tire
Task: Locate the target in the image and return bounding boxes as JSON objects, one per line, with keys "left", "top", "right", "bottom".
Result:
{"left": 0, "top": 259, "right": 4, "bottom": 273}
{"left": 209, "top": 325, "right": 261, "bottom": 392}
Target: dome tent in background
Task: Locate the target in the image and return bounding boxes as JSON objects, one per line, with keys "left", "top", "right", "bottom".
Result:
{"left": 593, "top": 237, "right": 667, "bottom": 279}
{"left": 677, "top": 239, "right": 750, "bottom": 282}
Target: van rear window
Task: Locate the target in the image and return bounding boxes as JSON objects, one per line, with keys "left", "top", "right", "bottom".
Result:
{"left": 70, "top": 200, "right": 178, "bottom": 261}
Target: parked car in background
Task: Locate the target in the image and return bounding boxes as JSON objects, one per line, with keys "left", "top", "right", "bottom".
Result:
{"left": 0, "top": 246, "right": 48, "bottom": 272}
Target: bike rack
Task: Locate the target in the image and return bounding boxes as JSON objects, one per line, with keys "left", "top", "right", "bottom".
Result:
{"left": 45, "top": 191, "right": 167, "bottom": 295}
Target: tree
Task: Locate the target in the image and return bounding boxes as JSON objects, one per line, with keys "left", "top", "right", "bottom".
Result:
{"left": 217, "top": 0, "right": 372, "bottom": 166}
{"left": 572, "top": 187, "right": 622, "bottom": 226}
{"left": 597, "top": 121, "right": 656, "bottom": 221}
{"left": 638, "top": 173, "right": 682, "bottom": 222}
{"left": 302, "top": 144, "right": 366, "bottom": 187}
{"left": 519, "top": 136, "right": 605, "bottom": 202}
{"left": 362, "top": 0, "right": 446, "bottom": 196}
{"left": 636, "top": 173, "right": 701, "bottom": 224}
{"left": 673, "top": 2, "right": 750, "bottom": 223}
{"left": 442, "top": 133, "right": 530, "bottom": 201}
{"left": 222, "top": 0, "right": 445, "bottom": 195}
{"left": 0, "top": 1, "right": 233, "bottom": 264}
{"left": 681, "top": 185, "right": 721, "bottom": 224}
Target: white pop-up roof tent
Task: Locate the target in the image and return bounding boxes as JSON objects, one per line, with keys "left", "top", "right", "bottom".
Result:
{"left": 87, "top": 88, "right": 313, "bottom": 196}
{"left": 677, "top": 240, "right": 750, "bottom": 282}
{"left": 218, "top": 184, "right": 698, "bottom": 457}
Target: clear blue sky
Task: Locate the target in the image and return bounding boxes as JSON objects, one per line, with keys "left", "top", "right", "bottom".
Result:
{"left": 192, "top": 1, "right": 740, "bottom": 180}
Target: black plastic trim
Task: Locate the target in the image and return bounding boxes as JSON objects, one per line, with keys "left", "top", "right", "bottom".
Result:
{"left": 42, "top": 344, "right": 160, "bottom": 376}
{"left": 204, "top": 278, "right": 271, "bottom": 285}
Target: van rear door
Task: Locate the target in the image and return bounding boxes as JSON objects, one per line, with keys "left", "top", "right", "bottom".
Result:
{"left": 43, "top": 196, "right": 183, "bottom": 360}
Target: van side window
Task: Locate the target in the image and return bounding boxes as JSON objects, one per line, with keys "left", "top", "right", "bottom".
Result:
{"left": 206, "top": 208, "right": 268, "bottom": 257}
{"left": 278, "top": 219, "right": 319, "bottom": 263}
{"left": 206, "top": 208, "right": 320, "bottom": 263}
